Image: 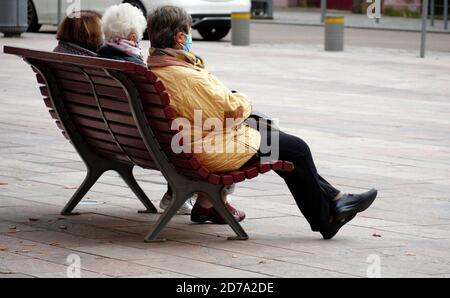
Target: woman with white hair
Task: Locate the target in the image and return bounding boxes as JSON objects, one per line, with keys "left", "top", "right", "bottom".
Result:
{"left": 97, "top": 3, "right": 147, "bottom": 65}
{"left": 98, "top": 3, "right": 198, "bottom": 214}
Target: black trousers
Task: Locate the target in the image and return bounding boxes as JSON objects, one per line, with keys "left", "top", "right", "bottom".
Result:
{"left": 250, "top": 129, "right": 340, "bottom": 231}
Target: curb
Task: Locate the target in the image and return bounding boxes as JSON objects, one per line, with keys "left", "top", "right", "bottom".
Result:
{"left": 251, "top": 19, "right": 450, "bottom": 34}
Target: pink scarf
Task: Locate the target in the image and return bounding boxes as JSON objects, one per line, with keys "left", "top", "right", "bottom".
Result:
{"left": 104, "top": 37, "right": 144, "bottom": 61}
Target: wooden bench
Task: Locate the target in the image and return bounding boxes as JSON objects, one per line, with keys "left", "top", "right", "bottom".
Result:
{"left": 3, "top": 46, "right": 294, "bottom": 242}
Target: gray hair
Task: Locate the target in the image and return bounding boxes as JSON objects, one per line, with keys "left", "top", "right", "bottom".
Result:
{"left": 147, "top": 6, "right": 192, "bottom": 48}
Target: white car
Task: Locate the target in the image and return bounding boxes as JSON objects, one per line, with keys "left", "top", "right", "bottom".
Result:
{"left": 27, "top": 0, "right": 251, "bottom": 41}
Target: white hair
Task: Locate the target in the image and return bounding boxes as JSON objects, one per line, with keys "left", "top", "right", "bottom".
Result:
{"left": 102, "top": 3, "right": 147, "bottom": 40}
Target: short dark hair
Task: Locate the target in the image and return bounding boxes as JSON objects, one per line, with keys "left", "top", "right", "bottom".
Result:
{"left": 147, "top": 6, "right": 192, "bottom": 49}
{"left": 56, "top": 10, "right": 103, "bottom": 52}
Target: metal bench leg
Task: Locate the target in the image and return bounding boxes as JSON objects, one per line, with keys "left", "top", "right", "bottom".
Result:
{"left": 116, "top": 166, "right": 158, "bottom": 214}
{"left": 208, "top": 190, "right": 249, "bottom": 241}
{"left": 144, "top": 191, "right": 190, "bottom": 242}
{"left": 61, "top": 168, "right": 103, "bottom": 215}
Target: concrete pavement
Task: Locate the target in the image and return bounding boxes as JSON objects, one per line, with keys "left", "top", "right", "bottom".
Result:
{"left": 0, "top": 32, "right": 449, "bottom": 278}
{"left": 261, "top": 7, "right": 450, "bottom": 33}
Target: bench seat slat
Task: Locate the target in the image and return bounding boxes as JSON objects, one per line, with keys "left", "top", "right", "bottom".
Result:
{"left": 66, "top": 102, "right": 176, "bottom": 132}
{"left": 282, "top": 161, "right": 294, "bottom": 171}
{"left": 77, "top": 126, "right": 147, "bottom": 150}
{"left": 241, "top": 166, "right": 259, "bottom": 179}
{"left": 57, "top": 79, "right": 128, "bottom": 100}
{"left": 140, "top": 92, "right": 170, "bottom": 106}
{"left": 43, "top": 97, "right": 53, "bottom": 109}
{"left": 47, "top": 62, "right": 112, "bottom": 78}
{"left": 220, "top": 174, "right": 234, "bottom": 186}
{"left": 143, "top": 105, "right": 175, "bottom": 119}
{"left": 229, "top": 171, "right": 246, "bottom": 183}
{"left": 69, "top": 114, "right": 141, "bottom": 137}
{"left": 85, "top": 137, "right": 153, "bottom": 160}
{"left": 65, "top": 102, "right": 135, "bottom": 126}
{"left": 96, "top": 147, "right": 157, "bottom": 169}
{"left": 207, "top": 174, "right": 221, "bottom": 185}
{"left": 52, "top": 69, "right": 118, "bottom": 86}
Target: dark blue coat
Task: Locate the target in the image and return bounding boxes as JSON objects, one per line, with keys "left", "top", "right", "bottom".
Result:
{"left": 97, "top": 45, "right": 145, "bottom": 66}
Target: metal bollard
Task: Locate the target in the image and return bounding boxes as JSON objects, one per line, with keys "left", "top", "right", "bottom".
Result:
{"left": 324, "top": 16, "right": 345, "bottom": 52}
{"left": 0, "top": 0, "right": 28, "bottom": 37}
{"left": 231, "top": 12, "right": 251, "bottom": 46}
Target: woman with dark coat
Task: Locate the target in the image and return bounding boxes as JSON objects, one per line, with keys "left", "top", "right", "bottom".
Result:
{"left": 53, "top": 10, "right": 103, "bottom": 56}
{"left": 96, "top": 3, "right": 147, "bottom": 66}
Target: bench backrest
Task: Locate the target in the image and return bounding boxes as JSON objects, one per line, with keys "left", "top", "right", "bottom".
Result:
{"left": 3, "top": 46, "right": 212, "bottom": 184}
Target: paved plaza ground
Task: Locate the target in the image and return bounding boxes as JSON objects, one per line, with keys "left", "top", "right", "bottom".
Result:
{"left": 266, "top": 7, "right": 450, "bottom": 33}
{"left": 0, "top": 25, "right": 450, "bottom": 277}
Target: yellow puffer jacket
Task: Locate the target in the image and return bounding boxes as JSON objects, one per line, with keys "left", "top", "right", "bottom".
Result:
{"left": 151, "top": 65, "right": 261, "bottom": 173}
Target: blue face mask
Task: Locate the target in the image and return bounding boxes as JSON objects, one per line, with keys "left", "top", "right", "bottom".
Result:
{"left": 182, "top": 33, "right": 192, "bottom": 52}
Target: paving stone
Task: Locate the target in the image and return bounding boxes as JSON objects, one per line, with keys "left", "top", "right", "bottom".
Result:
{"left": 133, "top": 256, "right": 272, "bottom": 278}
{"left": 1, "top": 32, "right": 449, "bottom": 277}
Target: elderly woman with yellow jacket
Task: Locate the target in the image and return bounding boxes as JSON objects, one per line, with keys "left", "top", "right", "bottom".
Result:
{"left": 146, "top": 6, "right": 378, "bottom": 239}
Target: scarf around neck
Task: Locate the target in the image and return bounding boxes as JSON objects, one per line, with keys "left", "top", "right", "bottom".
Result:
{"left": 54, "top": 41, "right": 97, "bottom": 57}
{"left": 147, "top": 47, "right": 205, "bottom": 70}
{"left": 104, "top": 37, "right": 144, "bottom": 61}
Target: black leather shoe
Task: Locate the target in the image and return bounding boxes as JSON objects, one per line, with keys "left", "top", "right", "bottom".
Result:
{"left": 191, "top": 202, "right": 246, "bottom": 224}
{"left": 320, "top": 214, "right": 356, "bottom": 240}
{"left": 333, "top": 189, "right": 378, "bottom": 222}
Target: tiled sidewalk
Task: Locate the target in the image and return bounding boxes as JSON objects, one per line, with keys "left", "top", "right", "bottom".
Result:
{"left": 0, "top": 33, "right": 449, "bottom": 277}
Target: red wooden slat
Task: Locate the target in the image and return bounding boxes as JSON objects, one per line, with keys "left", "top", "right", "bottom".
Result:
{"left": 147, "top": 118, "right": 173, "bottom": 133}
{"left": 270, "top": 161, "right": 283, "bottom": 171}
{"left": 84, "top": 137, "right": 153, "bottom": 161}
{"left": 49, "top": 109, "right": 58, "bottom": 120}
{"left": 4, "top": 46, "right": 138, "bottom": 72}
{"left": 77, "top": 126, "right": 147, "bottom": 150}
{"left": 50, "top": 68, "right": 87, "bottom": 82}
{"left": 55, "top": 120, "right": 63, "bottom": 130}
{"left": 48, "top": 62, "right": 108, "bottom": 78}
{"left": 282, "top": 161, "right": 294, "bottom": 172}
{"left": 154, "top": 131, "right": 176, "bottom": 145}
{"left": 241, "top": 166, "right": 259, "bottom": 179}
{"left": 36, "top": 73, "right": 45, "bottom": 84}
{"left": 145, "top": 71, "right": 159, "bottom": 83}
{"left": 95, "top": 148, "right": 134, "bottom": 165}
{"left": 207, "top": 174, "right": 221, "bottom": 184}
{"left": 134, "top": 82, "right": 161, "bottom": 94}
{"left": 140, "top": 92, "right": 170, "bottom": 106}
{"left": 256, "top": 162, "right": 271, "bottom": 173}
{"left": 61, "top": 91, "right": 96, "bottom": 105}
{"left": 40, "top": 86, "right": 49, "bottom": 97}
{"left": 65, "top": 102, "right": 136, "bottom": 126}
{"left": 127, "top": 75, "right": 156, "bottom": 87}
{"left": 51, "top": 68, "right": 119, "bottom": 87}
{"left": 43, "top": 97, "right": 53, "bottom": 109}
{"left": 58, "top": 79, "right": 128, "bottom": 100}
{"left": 69, "top": 114, "right": 140, "bottom": 137}
{"left": 79, "top": 104, "right": 135, "bottom": 125}
{"left": 196, "top": 166, "right": 210, "bottom": 179}
{"left": 221, "top": 174, "right": 234, "bottom": 186}
{"left": 229, "top": 171, "right": 246, "bottom": 183}
{"left": 143, "top": 105, "right": 174, "bottom": 119}
{"left": 170, "top": 158, "right": 200, "bottom": 170}
{"left": 153, "top": 80, "right": 166, "bottom": 93}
